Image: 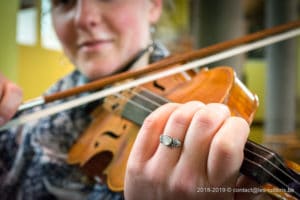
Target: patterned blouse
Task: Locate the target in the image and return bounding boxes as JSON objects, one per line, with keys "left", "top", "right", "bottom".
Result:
{"left": 0, "top": 42, "right": 169, "bottom": 200}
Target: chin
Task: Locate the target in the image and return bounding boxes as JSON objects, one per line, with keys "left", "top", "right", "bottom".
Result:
{"left": 75, "top": 54, "right": 127, "bottom": 80}
{"left": 80, "top": 64, "right": 120, "bottom": 81}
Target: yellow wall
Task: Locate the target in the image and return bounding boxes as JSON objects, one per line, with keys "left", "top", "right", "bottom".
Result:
{"left": 0, "top": 1, "right": 19, "bottom": 81}
{"left": 244, "top": 59, "right": 266, "bottom": 143}
{"left": 18, "top": 45, "right": 73, "bottom": 100}
{"left": 244, "top": 59, "right": 266, "bottom": 122}
{"left": 0, "top": 1, "right": 73, "bottom": 101}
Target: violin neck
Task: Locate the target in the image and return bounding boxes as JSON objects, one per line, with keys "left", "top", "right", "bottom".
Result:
{"left": 241, "top": 140, "right": 300, "bottom": 199}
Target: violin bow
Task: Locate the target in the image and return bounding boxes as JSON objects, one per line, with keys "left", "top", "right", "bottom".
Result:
{"left": 1, "top": 20, "right": 300, "bottom": 131}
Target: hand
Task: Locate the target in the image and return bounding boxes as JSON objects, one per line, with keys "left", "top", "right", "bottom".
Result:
{"left": 0, "top": 73, "right": 23, "bottom": 126}
{"left": 125, "top": 101, "right": 255, "bottom": 200}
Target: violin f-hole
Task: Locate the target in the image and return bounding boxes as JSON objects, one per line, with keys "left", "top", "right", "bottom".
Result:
{"left": 102, "top": 131, "right": 120, "bottom": 139}
{"left": 153, "top": 80, "right": 165, "bottom": 91}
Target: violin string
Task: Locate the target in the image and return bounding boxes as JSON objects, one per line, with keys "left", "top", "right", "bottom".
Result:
{"left": 243, "top": 157, "right": 299, "bottom": 196}
{"left": 244, "top": 146, "right": 297, "bottom": 184}
{"left": 110, "top": 86, "right": 170, "bottom": 115}
{"left": 102, "top": 87, "right": 167, "bottom": 117}
{"left": 245, "top": 141, "right": 300, "bottom": 184}
{"left": 248, "top": 140, "right": 289, "bottom": 170}
{"left": 139, "top": 87, "right": 171, "bottom": 104}
{"left": 127, "top": 87, "right": 169, "bottom": 107}
{"left": 244, "top": 143, "right": 300, "bottom": 198}
{"left": 244, "top": 158, "right": 300, "bottom": 198}
{"left": 111, "top": 93, "right": 153, "bottom": 114}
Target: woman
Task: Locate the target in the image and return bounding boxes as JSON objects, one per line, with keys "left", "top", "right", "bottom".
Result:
{"left": 0, "top": 0, "right": 263, "bottom": 199}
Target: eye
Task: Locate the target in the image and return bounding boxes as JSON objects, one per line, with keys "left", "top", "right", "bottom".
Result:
{"left": 51, "top": 0, "right": 76, "bottom": 9}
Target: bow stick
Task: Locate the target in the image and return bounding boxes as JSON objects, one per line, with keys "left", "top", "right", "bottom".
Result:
{"left": 1, "top": 20, "right": 300, "bottom": 131}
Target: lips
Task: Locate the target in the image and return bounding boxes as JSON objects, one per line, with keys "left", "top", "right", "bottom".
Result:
{"left": 78, "top": 39, "right": 113, "bottom": 52}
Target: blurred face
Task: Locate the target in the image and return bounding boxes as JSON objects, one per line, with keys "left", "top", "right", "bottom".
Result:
{"left": 51, "top": 0, "right": 162, "bottom": 80}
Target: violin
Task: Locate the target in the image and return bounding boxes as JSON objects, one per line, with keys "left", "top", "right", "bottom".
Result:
{"left": 4, "top": 20, "right": 300, "bottom": 199}
{"left": 67, "top": 66, "right": 300, "bottom": 199}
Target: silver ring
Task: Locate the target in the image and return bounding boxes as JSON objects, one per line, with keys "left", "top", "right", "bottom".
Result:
{"left": 160, "top": 135, "right": 182, "bottom": 148}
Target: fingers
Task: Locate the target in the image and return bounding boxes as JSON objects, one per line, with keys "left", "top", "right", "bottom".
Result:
{"left": 152, "top": 101, "right": 204, "bottom": 171}
{"left": 174, "top": 103, "right": 231, "bottom": 180}
{"left": 125, "top": 101, "right": 251, "bottom": 200}
{"left": 0, "top": 74, "right": 23, "bottom": 125}
{"left": 128, "top": 102, "right": 180, "bottom": 164}
{"left": 207, "top": 116, "right": 250, "bottom": 186}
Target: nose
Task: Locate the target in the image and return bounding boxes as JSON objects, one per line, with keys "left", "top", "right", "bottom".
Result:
{"left": 74, "top": 0, "right": 101, "bottom": 29}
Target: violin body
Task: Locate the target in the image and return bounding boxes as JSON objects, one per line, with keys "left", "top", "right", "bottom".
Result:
{"left": 68, "top": 107, "right": 139, "bottom": 190}
{"left": 67, "top": 66, "right": 300, "bottom": 199}
{"left": 68, "top": 66, "right": 256, "bottom": 189}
